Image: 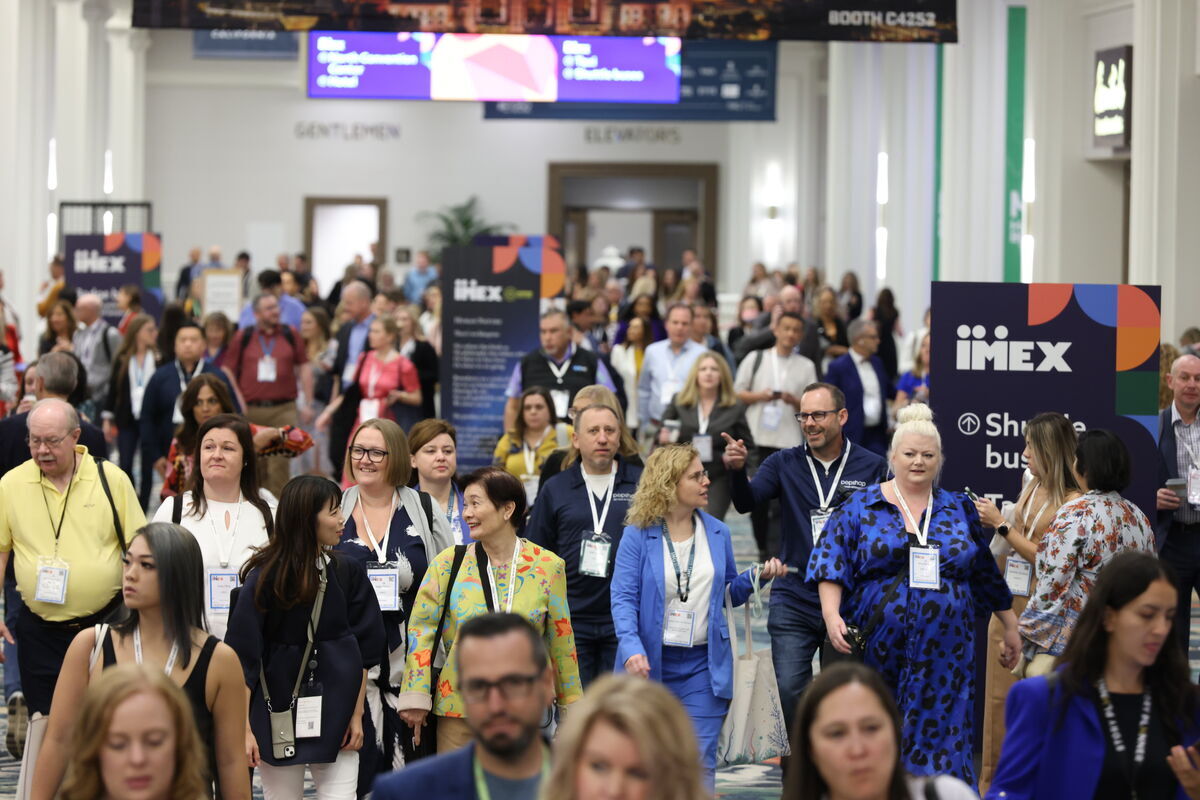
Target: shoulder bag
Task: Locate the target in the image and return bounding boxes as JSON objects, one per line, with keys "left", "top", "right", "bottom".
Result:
{"left": 260, "top": 569, "right": 327, "bottom": 760}
{"left": 821, "top": 562, "right": 908, "bottom": 665}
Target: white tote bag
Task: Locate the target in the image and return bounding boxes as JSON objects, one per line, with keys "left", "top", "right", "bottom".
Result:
{"left": 716, "top": 586, "right": 790, "bottom": 767}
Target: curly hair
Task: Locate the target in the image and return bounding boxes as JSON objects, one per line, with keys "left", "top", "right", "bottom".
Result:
{"left": 625, "top": 444, "right": 699, "bottom": 529}
{"left": 60, "top": 663, "right": 208, "bottom": 800}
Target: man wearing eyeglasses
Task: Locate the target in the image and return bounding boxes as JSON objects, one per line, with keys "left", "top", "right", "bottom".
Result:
{"left": 0, "top": 398, "right": 145, "bottom": 719}
{"left": 823, "top": 318, "right": 895, "bottom": 456}
{"left": 722, "top": 381, "right": 886, "bottom": 739}
{"left": 374, "top": 613, "right": 554, "bottom": 800}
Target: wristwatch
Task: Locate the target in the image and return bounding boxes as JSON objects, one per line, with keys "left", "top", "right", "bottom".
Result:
{"left": 997, "top": 524, "right": 1011, "bottom": 538}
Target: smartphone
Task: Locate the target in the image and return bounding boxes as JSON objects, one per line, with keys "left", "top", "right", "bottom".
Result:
{"left": 1167, "top": 478, "right": 1188, "bottom": 499}
{"left": 771, "top": 390, "right": 782, "bottom": 399}
{"left": 964, "top": 487, "right": 980, "bottom": 502}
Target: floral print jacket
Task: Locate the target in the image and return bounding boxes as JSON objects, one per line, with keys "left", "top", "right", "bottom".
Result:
{"left": 399, "top": 540, "right": 581, "bottom": 717}
{"left": 1019, "top": 491, "right": 1154, "bottom": 655}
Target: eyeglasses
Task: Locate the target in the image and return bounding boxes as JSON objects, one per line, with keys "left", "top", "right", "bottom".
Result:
{"left": 795, "top": 410, "right": 838, "bottom": 423}
{"left": 460, "top": 673, "right": 542, "bottom": 704}
{"left": 349, "top": 446, "right": 388, "bottom": 463}
{"left": 686, "top": 468, "right": 709, "bottom": 482}
{"left": 26, "top": 434, "right": 70, "bottom": 450}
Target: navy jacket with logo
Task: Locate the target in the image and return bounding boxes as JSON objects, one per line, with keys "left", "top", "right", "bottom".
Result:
{"left": 730, "top": 441, "right": 888, "bottom": 622}
{"left": 525, "top": 457, "right": 642, "bottom": 625}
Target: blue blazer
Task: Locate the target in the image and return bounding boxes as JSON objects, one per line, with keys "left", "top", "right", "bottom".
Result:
{"left": 610, "top": 510, "right": 757, "bottom": 700}
{"left": 373, "top": 741, "right": 478, "bottom": 800}
{"left": 1157, "top": 405, "right": 1180, "bottom": 546}
{"left": 985, "top": 674, "right": 1199, "bottom": 800}
{"left": 823, "top": 352, "right": 895, "bottom": 447}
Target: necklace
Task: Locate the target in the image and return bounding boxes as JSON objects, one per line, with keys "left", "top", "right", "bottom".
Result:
{"left": 1096, "top": 677, "right": 1152, "bottom": 799}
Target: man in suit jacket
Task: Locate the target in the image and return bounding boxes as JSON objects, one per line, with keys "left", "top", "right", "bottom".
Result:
{"left": 823, "top": 319, "right": 895, "bottom": 456}
{"left": 328, "top": 281, "right": 375, "bottom": 479}
{"left": 373, "top": 614, "right": 554, "bottom": 800}
{"left": 71, "top": 294, "right": 122, "bottom": 415}
{"left": 1156, "top": 352, "right": 1200, "bottom": 647}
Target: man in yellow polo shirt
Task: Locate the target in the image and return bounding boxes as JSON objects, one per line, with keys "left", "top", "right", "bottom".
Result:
{"left": 0, "top": 398, "right": 145, "bottom": 715}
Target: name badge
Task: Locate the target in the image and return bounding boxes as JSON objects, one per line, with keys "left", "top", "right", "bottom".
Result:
{"left": 693, "top": 434, "right": 713, "bottom": 463}
{"left": 257, "top": 355, "right": 277, "bottom": 382}
{"left": 521, "top": 475, "right": 540, "bottom": 508}
{"left": 368, "top": 565, "right": 401, "bottom": 612}
{"left": 664, "top": 608, "right": 696, "bottom": 647}
{"left": 295, "top": 695, "right": 322, "bottom": 738}
{"left": 760, "top": 402, "right": 783, "bottom": 431}
{"left": 206, "top": 568, "right": 239, "bottom": 611}
{"left": 1004, "top": 555, "right": 1032, "bottom": 597}
{"left": 660, "top": 379, "right": 681, "bottom": 405}
{"left": 172, "top": 397, "right": 184, "bottom": 425}
{"left": 1190, "top": 466, "right": 1200, "bottom": 507}
{"left": 579, "top": 535, "right": 611, "bottom": 579}
{"left": 358, "top": 398, "right": 381, "bottom": 422}
{"left": 909, "top": 546, "right": 941, "bottom": 591}
{"left": 810, "top": 508, "right": 833, "bottom": 543}
{"left": 34, "top": 557, "right": 69, "bottom": 605}
{"left": 550, "top": 389, "right": 570, "bottom": 421}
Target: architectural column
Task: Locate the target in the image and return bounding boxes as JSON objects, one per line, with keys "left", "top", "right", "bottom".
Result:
{"left": 107, "top": 7, "right": 151, "bottom": 200}
{"left": 54, "top": 0, "right": 111, "bottom": 202}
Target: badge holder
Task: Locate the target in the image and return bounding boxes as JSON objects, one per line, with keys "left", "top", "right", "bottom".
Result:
{"left": 522, "top": 475, "right": 540, "bottom": 508}
{"left": 909, "top": 546, "right": 941, "bottom": 591}
{"left": 206, "top": 568, "right": 239, "bottom": 612}
{"left": 368, "top": 562, "right": 402, "bottom": 612}
{"left": 693, "top": 434, "right": 713, "bottom": 463}
{"left": 760, "top": 402, "right": 783, "bottom": 431}
{"left": 550, "top": 389, "right": 570, "bottom": 420}
{"left": 261, "top": 571, "right": 326, "bottom": 759}
{"left": 810, "top": 508, "right": 833, "bottom": 544}
{"left": 664, "top": 607, "right": 696, "bottom": 647}
{"left": 1189, "top": 466, "right": 1200, "bottom": 507}
{"left": 579, "top": 532, "right": 612, "bottom": 578}
{"left": 34, "top": 555, "right": 69, "bottom": 605}
{"left": 1004, "top": 555, "right": 1032, "bottom": 597}
{"left": 257, "top": 355, "right": 277, "bottom": 382}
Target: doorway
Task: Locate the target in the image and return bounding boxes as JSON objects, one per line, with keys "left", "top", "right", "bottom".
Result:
{"left": 547, "top": 163, "right": 718, "bottom": 280}
{"left": 304, "top": 197, "right": 388, "bottom": 297}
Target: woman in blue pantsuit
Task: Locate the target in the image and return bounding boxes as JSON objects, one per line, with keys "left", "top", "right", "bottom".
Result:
{"left": 611, "top": 443, "right": 784, "bottom": 788}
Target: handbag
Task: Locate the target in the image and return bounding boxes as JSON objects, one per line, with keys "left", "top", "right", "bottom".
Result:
{"left": 716, "top": 577, "right": 790, "bottom": 767}
{"left": 400, "top": 544, "right": 468, "bottom": 763}
{"left": 260, "top": 570, "right": 327, "bottom": 760}
{"left": 821, "top": 565, "right": 907, "bottom": 665}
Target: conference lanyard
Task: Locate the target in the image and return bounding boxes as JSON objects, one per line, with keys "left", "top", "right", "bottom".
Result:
{"left": 697, "top": 401, "right": 712, "bottom": 435}
{"left": 893, "top": 481, "right": 933, "bottom": 547}
{"left": 486, "top": 539, "right": 522, "bottom": 613}
{"left": 358, "top": 491, "right": 398, "bottom": 563}
{"left": 133, "top": 626, "right": 180, "bottom": 676}
{"left": 806, "top": 441, "right": 852, "bottom": 510}
{"left": 209, "top": 494, "right": 244, "bottom": 568}
{"left": 256, "top": 332, "right": 276, "bottom": 359}
{"left": 546, "top": 346, "right": 573, "bottom": 385}
{"left": 447, "top": 484, "right": 464, "bottom": 539}
{"left": 41, "top": 460, "right": 77, "bottom": 556}
{"left": 1022, "top": 482, "right": 1050, "bottom": 535}
{"left": 1096, "top": 678, "right": 1151, "bottom": 799}
{"left": 523, "top": 431, "right": 549, "bottom": 477}
{"left": 473, "top": 747, "right": 551, "bottom": 800}
{"left": 129, "top": 351, "right": 153, "bottom": 389}
{"left": 664, "top": 514, "right": 698, "bottom": 603}
{"left": 586, "top": 463, "right": 618, "bottom": 534}
{"left": 174, "top": 360, "right": 197, "bottom": 392}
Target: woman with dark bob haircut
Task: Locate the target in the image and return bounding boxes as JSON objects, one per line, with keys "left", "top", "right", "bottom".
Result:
{"left": 399, "top": 467, "right": 581, "bottom": 753}
{"left": 987, "top": 551, "right": 1200, "bottom": 798}
{"left": 785, "top": 662, "right": 977, "bottom": 800}
{"left": 1017, "top": 429, "right": 1155, "bottom": 667}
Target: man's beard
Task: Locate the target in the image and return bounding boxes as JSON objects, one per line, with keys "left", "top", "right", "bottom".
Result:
{"left": 473, "top": 714, "right": 538, "bottom": 760}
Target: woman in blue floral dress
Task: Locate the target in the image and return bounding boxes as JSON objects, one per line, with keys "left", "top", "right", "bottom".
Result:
{"left": 808, "top": 404, "right": 1021, "bottom": 785}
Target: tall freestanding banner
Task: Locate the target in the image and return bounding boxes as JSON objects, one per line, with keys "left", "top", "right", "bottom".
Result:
{"left": 439, "top": 236, "right": 566, "bottom": 472}
{"left": 931, "top": 280, "right": 1161, "bottom": 518}
{"left": 64, "top": 233, "right": 165, "bottom": 325}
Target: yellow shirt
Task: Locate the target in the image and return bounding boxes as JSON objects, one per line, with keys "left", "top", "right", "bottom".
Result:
{"left": 0, "top": 447, "right": 146, "bottom": 621}
{"left": 493, "top": 424, "right": 573, "bottom": 480}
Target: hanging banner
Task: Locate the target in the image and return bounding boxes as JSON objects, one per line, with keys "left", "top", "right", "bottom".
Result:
{"left": 931, "top": 281, "right": 1161, "bottom": 518}
{"left": 440, "top": 236, "right": 566, "bottom": 472}
{"left": 134, "top": 0, "right": 957, "bottom": 43}
{"left": 64, "top": 233, "right": 165, "bottom": 326}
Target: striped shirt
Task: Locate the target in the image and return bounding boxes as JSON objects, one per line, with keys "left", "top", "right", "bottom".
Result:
{"left": 1173, "top": 403, "right": 1200, "bottom": 523}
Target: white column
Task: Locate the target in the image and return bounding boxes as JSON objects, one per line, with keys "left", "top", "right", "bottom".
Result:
{"left": 107, "top": 10, "right": 150, "bottom": 200}
{"left": 1129, "top": 0, "right": 1200, "bottom": 341}
{"left": 54, "top": 0, "right": 111, "bottom": 201}
{"left": 824, "top": 42, "right": 882, "bottom": 295}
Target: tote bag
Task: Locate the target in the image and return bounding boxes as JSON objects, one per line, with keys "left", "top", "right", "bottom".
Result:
{"left": 716, "top": 586, "right": 790, "bottom": 767}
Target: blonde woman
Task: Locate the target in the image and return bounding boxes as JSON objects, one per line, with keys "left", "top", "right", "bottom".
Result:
{"left": 540, "top": 674, "right": 708, "bottom": 800}
{"left": 611, "top": 443, "right": 784, "bottom": 788}
{"left": 657, "top": 351, "right": 752, "bottom": 520}
{"left": 394, "top": 303, "right": 439, "bottom": 419}
{"left": 59, "top": 663, "right": 209, "bottom": 800}
{"left": 538, "top": 384, "right": 642, "bottom": 485}
{"left": 973, "top": 412, "right": 1083, "bottom": 791}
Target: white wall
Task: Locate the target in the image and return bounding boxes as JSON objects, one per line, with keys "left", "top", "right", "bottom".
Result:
{"left": 586, "top": 210, "right": 653, "bottom": 267}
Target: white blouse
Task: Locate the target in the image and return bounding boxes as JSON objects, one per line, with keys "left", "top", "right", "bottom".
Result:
{"left": 662, "top": 515, "right": 716, "bottom": 646}
{"left": 151, "top": 489, "right": 276, "bottom": 639}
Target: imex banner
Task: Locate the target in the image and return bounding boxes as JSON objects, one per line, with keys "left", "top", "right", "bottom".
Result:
{"left": 63, "top": 233, "right": 165, "bottom": 326}
{"left": 930, "top": 281, "right": 1161, "bottom": 518}
{"left": 439, "top": 236, "right": 566, "bottom": 472}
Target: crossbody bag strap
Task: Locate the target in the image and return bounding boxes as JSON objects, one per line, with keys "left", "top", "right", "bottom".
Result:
{"left": 428, "top": 544, "right": 468, "bottom": 693}
{"left": 261, "top": 568, "right": 327, "bottom": 712}
{"left": 858, "top": 558, "right": 908, "bottom": 644}
{"left": 476, "top": 543, "right": 496, "bottom": 613}
{"left": 94, "top": 456, "right": 127, "bottom": 554}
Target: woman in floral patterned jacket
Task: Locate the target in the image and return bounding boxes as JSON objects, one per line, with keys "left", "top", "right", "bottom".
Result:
{"left": 1019, "top": 429, "right": 1155, "bottom": 663}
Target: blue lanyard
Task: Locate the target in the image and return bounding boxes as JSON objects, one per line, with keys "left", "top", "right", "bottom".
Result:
{"left": 256, "top": 332, "right": 276, "bottom": 358}
{"left": 664, "top": 513, "right": 698, "bottom": 603}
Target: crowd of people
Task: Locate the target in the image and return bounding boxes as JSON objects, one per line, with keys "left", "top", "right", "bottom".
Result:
{"left": 0, "top": 244, "right": 1198, "bottom": 800}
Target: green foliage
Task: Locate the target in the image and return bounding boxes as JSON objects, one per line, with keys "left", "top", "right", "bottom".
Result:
{"left": 418, "top": 196, "right": 514, "bottom": 261}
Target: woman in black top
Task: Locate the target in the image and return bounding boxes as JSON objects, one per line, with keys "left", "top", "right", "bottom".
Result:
{"left": 801, "top": 286, "right": 849, "bottom": 376}
{"left": 395, "top": 304, "right": 439, "bottom": 421}
{"left": 227, "top": 476, "right": 385, "bottom": 800}
{"left": 32, "top": 523, "right": 252, "bottom": 800}
{"left": 103, "top": 313, "right": 160, "bottom": 509}
{"left": 870, "top": 287, "right": 901, "bottom": 387}
{"left": 987, "top": 551, "right": 1200, "bottom": 800}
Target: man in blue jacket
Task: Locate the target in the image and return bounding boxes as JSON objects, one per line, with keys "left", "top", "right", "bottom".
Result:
{"left": 724, "top": 381, "right": 887, "bottom": 734}
{"left": 823, "top": 319, "right": 895, "bottom": 455}
{"left": 1157, "top": 352, "right": 1200, "bottom": 646}
{"left": 373, "top": 613, "right": 554, "bottom": 800}
{"left": 526, "top": 404, "right": 642, "bottom": 686}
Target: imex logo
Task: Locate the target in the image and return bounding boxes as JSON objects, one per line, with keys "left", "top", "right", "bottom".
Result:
{"left": 453, "top": 278, "right": 503, "bottom": 302}
{"left": 74, "top": 250, "right": 126, "bottom": 274}
{"left": 955, "top": 325, "right": 1072, "bottom": 372}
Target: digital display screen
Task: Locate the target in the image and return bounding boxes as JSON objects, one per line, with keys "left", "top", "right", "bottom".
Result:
{"left": 308, "top": 31, "right": 681, "bottom": 103}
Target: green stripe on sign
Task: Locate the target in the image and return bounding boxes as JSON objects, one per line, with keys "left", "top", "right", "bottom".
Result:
{"left": 1004, "top": 6, "right": 1027, "bottom": 282}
